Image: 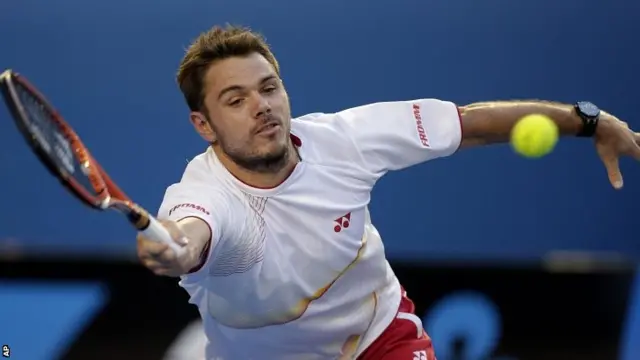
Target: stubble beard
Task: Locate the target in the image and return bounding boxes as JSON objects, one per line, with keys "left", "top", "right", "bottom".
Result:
{"left": 222, "top": 139, "right": 289, "bottom": 174}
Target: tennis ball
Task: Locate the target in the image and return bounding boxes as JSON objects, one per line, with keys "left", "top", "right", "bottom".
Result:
{"left": 510, "top": 114, "right": 559, "bottom": 158}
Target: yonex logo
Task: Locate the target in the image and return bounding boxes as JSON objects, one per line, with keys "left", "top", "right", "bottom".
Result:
{"left": 334, "top": 212, "right": 351, "bottom": 233}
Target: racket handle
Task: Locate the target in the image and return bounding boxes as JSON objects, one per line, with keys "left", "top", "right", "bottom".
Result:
{"left": 141, "top": 216, "right": 186, "bottom": 255}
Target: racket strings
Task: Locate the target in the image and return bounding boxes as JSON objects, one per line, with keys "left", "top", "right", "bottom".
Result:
{"left": 2, "top": 70, "right": 160, "bottom": 237}
{"left": 13, "top": 79, "right": 105, "bottom": 202}
{"left": 17, "top": 87, "right": 60, "bottom": 156}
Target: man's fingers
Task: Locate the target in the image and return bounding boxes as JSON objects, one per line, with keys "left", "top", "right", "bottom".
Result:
{"left": 141, "top": 257, "right": 181, "bottom": 277}
{"left": 156, "top": 247, "right": 178, "bottom": 263}
{"left": 601, "top": 154, "right": 623, "bottom": 189}
{"left": 142, "top": 258, "right": 160, "bottom": 270}
{"left": 137, "top": 238, "right": 169, "bottom": 257}
{"left": 140, "top": 244, "right": 177, "bottom": 267}
{"left": 153, "top": 267, "right": 180, "bottom": 277}
{"left": 144, "top": 261, "right": 174, "bottom": 276}
{"left": 621, "top": 130, "right": 640, "bottom": 160}
{"left": 136, "top": 220, "right": 190, "bottom": 277}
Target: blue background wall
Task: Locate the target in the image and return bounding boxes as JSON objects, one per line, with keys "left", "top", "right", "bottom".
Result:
{"left": 0, "top": 0, "right": 638, "bottom": 260}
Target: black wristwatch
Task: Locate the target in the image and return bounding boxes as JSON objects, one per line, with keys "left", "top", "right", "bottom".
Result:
{"left": 574, "top": 101, "right": 600, "bottom": 137}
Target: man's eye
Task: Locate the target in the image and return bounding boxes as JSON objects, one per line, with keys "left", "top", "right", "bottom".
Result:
{"left": 229, "top": 99, "right": 243, "bottom": 107}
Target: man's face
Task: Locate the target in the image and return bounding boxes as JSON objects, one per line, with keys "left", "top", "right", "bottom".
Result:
{"left": 194, "top": 53, "right": 292, "bottom": 173}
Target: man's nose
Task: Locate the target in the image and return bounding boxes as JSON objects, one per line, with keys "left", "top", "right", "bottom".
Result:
{"left": 252, "top": 93, "right": 271, "bottom": 118}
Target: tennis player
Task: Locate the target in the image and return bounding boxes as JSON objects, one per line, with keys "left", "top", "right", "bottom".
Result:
{"left": 137, "top": 25, "right": 640, "bottom": 360}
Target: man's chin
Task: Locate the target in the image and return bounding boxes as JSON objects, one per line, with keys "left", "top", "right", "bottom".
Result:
{"left": 230, "top": 146, "right": 289, "bottom": 174}
{"left": 259, "top": 146, "right": 288, "bottom": 165}
{"left": 255, "top": 138, "right": 288, "bottom": 157}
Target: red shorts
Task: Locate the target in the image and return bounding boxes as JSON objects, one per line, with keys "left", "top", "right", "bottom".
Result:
{"left": 358, "top": 290, "right": 436, "bottom": 360}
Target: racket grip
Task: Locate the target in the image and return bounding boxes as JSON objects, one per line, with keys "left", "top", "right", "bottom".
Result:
{"left": 141, "top": 216, "right": 186, "bottom": 255}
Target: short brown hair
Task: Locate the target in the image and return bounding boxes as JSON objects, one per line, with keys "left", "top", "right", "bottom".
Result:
{"left": 176, "top": 25, "right": 280, "bottom": 112}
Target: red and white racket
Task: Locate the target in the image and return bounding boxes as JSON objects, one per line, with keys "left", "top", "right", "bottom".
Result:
{"left": 0, "top": 69, "right": 184, "bottom": 254}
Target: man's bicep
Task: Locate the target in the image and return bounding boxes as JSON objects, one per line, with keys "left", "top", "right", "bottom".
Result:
{"left": 337, "top": 98, "right": 463, "bottom": 179}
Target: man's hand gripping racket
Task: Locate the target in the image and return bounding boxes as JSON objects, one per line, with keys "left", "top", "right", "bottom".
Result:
{"left": 0, "top": 69, "right": 186, "bottom": 257}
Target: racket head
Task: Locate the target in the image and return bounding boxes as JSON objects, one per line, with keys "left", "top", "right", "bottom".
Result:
{"left": 0, "top": 69, "right": 109, "bottom": 208}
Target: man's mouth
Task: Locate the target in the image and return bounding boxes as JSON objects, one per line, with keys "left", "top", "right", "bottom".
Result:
{"left": 256, "top": 122, "right": 280, "bottom": 135}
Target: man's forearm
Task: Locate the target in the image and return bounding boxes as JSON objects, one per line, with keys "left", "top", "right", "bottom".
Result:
{"left": 458, "top": 101, "right": 587, "bottom": 148}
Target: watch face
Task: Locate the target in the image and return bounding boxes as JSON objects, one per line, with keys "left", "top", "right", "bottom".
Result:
{"left": 577, "top": 101, "right": 600, "bottom": 117}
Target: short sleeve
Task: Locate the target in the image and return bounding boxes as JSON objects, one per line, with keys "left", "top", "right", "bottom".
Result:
{"left": 158, "top": 183, "right": 223, "bottom": 242}
{"left": 336, "top": 98, "right": 462, "bottom": 180}
{"left": 157, "top": 182, "right": 234, "bottom": 280}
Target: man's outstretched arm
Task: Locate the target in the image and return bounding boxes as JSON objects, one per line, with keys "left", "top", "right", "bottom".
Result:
{"left": 459, "top": 100, "right": 640, "bottom": 188}
{"left": 459, "top": 101, "right": 583, "bottom": 148}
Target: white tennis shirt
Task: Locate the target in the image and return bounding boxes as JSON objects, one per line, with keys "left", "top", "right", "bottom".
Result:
{"left": 158, "top": 99, "right": 462, "bottom": 360}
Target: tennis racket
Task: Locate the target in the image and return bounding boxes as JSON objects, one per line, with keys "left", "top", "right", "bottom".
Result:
{"left": 0, "top": 69, "right": 184, "bottom": 254}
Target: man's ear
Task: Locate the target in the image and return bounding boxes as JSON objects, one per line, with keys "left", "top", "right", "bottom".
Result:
{"left": 189, "top": 112, "right": 216, "bottom": 143}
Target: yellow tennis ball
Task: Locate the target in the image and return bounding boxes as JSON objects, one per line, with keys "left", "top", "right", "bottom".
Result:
{"left": 510, "top": 114, "right": 559, "bottom": 158}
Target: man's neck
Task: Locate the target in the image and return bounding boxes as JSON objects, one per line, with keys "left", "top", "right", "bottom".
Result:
{"left": 214, "top": 143, "right": 299, "bottom": 189}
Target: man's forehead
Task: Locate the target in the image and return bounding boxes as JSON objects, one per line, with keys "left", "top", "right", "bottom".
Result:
{"left": 205, "top": 54, "right": 276, "bottom": 90}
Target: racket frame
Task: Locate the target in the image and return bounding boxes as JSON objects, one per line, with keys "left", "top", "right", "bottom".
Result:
{"left": 0, "top": 69, "right": 184, "bottom": 254}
